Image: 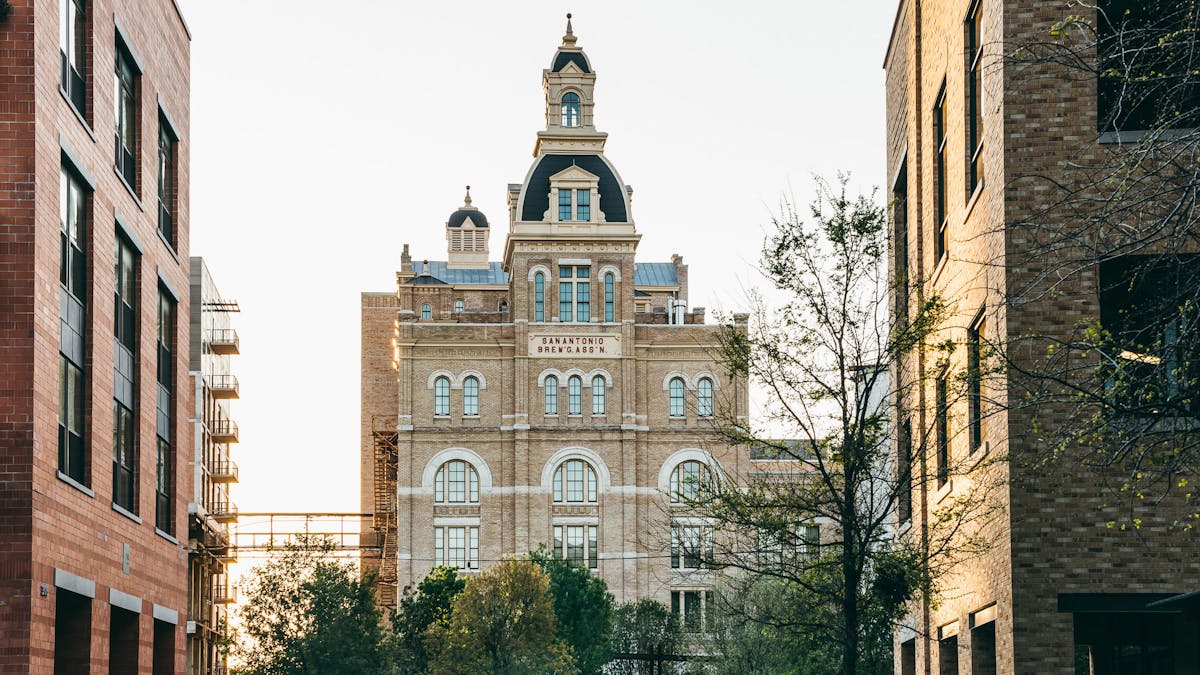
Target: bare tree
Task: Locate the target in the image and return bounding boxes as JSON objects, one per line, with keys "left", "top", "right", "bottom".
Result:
{"left": 677, "top": 176, "right": 1002, "bottom": 675}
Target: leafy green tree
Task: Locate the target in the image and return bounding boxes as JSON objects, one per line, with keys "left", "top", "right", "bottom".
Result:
{"left": 387, "top": 566, "right": 466, "bottom": 674}
{"left": 529, "top": 549, "right": 614, "bottom": 675}
{"left": 607, "top": 599, "right": 684, "bottom": 675}
{"left": 426, "top": 558, "right": 577, "bottom": 675}
{"left": 234, "top": 535, "right": 386, "bottom": 675}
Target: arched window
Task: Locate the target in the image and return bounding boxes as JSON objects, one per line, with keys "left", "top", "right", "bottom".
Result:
{"left": 568, "top": 375, "right": 582, "bottom": 415}
{"left": 604, "top": 272, "right": 615, "bottom": 322}
{"left": 421, "top": 303, "right": 432, "bottom": 320}
{"left": 499, "top": 298, "right": 509, "bottom": 313}
{"left": 434, "top": 459, "right": 479, "bottom": 503}
{"left": 560, "top": 92, "right": 580, "bottom": 127}
{"left": 454, "top": 299, "right": 464, "bottom": 314}
{"left": 434, "top": 376, "right": 450, "bottom": 416}
{"left": 669, "top": 377, "right": 686, "bottom": 417}
{"left": 463, "top": 376, "right": 479, "bottom": 416}
{"left": 553, "top": 458, "right": 598, "bottom": 503}
{"left": 697, "top": 378, "right": 714, "bottom": 418}
{"left": 545, "top": 375, "right": 559, "bottom": 415}
{"left": 534, "top": 272, "right": 545, "bottom": 322}
{"left": 591, "top": 375, "right": 606, "bottom": 415}
{"left": 670, "top": 460, "right": 711, "bottom": 503}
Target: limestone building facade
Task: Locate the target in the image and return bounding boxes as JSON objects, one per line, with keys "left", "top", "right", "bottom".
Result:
{"left": 885, "top": 1, "right": 1200, "bottom": 673}
{"left": 0, "top": 0, "right": 192, "bottom": 671}
{"left": 361, "top": 18, "right": 749, "bottom": 616}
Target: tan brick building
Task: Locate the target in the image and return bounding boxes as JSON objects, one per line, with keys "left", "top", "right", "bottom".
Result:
{"left": 0, "top": 0, "right": 192, "bottom": 672}
{"left": 886, "top": 1, "right": 1200, "bottom": 673}
{"left": 361, "top": 18, "right": 749, "bottom": 619}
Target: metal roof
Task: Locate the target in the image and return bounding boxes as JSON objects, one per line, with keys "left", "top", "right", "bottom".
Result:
{"left": 633, "top": 263, "right": 677, "bottom": 286}
{"left": 410, "top": 261, "right": 509, "bottom": 285}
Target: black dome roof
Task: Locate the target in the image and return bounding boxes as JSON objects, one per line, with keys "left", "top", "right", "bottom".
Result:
{"left": 519, "top": 154, "right": 628, "bottom": 223}
{"left": 552, "top": 50, "right": 590, "bottom": 73}
{"left": 447, "top": 208, "right": 488, "bottom": 228}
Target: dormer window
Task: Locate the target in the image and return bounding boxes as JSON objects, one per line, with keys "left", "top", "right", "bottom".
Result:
{"left": 561, "top": 92, "right": 581, "bottom": 127}
{"left": 556, "top": 188, "right": 593, "bottom": 222}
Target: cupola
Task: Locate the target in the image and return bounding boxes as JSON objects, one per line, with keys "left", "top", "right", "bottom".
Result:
{"left": 446, "top": 186, "right": 490, "bottom": 269}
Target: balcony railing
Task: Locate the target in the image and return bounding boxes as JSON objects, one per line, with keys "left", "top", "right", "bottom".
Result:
{"left": 209, "top": 459, "right": 239, "bottom": 483}
{"left": 214, "top": 586, "right": 237, "bottom": 605}
{"left": 211, "top": 499, "right": 238, "bottom": 524}
{"left": 210, "top": 374, "right": 239, "bottom": 399}
{"left": 207, "top": 328, "right": 240, "bottom": 355}
{"left": 210, "top": 420, "right": 238, "bottom": 443}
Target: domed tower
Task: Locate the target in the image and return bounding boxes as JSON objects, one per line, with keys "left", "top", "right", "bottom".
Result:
{"left": 446, "top": 186, "right": 490, "bottom": 270}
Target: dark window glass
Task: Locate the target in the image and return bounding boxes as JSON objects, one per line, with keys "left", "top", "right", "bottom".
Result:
{"left": 893, "top": 160, "right": 909, "bottom": 326}
{"left": 157, "top": 119, "right": 176, "bottom": 246}
{"left": 898, "top": 420, "right": 913, "bottom": 523}
{"left": 58, "top": 168, "right": 89, "bottom": 484}
{"left": 155, "top": 289, "right": 175, "bottom": 533}
{"left": 933, "top": 84, "right": 948, "bottom": 263}
{"left": 968, "top": 316, "right": 984, "bottom": 451}
{"left": 59, "top": 0, "right": 87, "bottom": 115}
{"left": 966, "top": 1, "right": 984, "bottom": 194}
{"left": 936, "top": 376, "right": 949, "bottom": 486}
{"left": 113, "top": 234, "right": 137, "bottom": 512}
{"left": 114, "top": 42, "right": 138, "bottom": 189}
{"left": 1097, "top": 0, "right": 1200, "bottom": 132}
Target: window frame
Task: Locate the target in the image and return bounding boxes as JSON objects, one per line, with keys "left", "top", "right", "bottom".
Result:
{"left": 59, "top": 0, "right": 88, "bottom": 117}
{"left": 670, "top": 523, "right": 713, "bottom": 570}
{"left": 157, "top": 114, "right": 177, "bottom": 248}
{"left": 434, "top": 460, "right": 479, "bottom": 504}
{"left": 112, "top": 233, "right": 138, "bottom": 512}
{"left": 552, "top": 523, "right": 599, "bottom": 569}
{"left": 453, "top": 299, "right": 464, "bottom": 314}
{"left": 560, "top": 91, "right": 581, "bottom": 127}
{"left": 544, "top": 375, "right": 559, "bottom": 415}
{"left": 434, "top": 525, "right": 479, "bottom": 570}
{"left": 421, "top": 303, "right": 431, "bottom": 320}
{"left": 591, "top": 374, "right": 606, "bottom": 415}
{"left": 552, "top": 458, "right": 599, "bottom": 504}
{"left": 935, "top": 375, "right": 949, "bottom": 487}
{"left": 567, "top": 375, "right": 582, "bottom": 415}
{"left": 670, "top": 460, "right": 711, "bottom": 504}
{"left": 668, "top": 377, "right": 686, "bottom": 418}
{"left": 603, "top": 272, "right": 615, "bottom": 322}
{"left": 155, "top": 287, "right": 176, "bottom": 534}
{"left": 968, "top": 313, "right": 985, "bottom": 452}
{"left": 696, "top": 378, "right": 714, "bottom": 418}
{"left": 534, "top": 272, "right": 545, "bottom": 321}
{"left": 933, "top": 82, "right": 949, "bottom": 265}
{"left": 114, "top": 38, "right": 140, "bottom": 191}
{"left": 558, "top": 265, "right": 591, "bottom": 322}
{"left": 433, "top": 376, "right": 450, "bottom": 417}
{"left": 58, "top": 166, "right": 90, "bottom": 486}
{"left": 463, "top": 375, "right": 479, "bottom": 416}
{"left": 965, "top": 0, "right": 984, "bottom": 197}
{"left": 575, "top": 188, "right": 590, "bottom": 221}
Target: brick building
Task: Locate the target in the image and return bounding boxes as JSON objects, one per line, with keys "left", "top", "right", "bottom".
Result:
{"left": 186, "top": 258, "right": 238, "bottom": 675}
{"left": 361, "top": 18, "right": 749, "bottom": 619}
{"left": 885, "top": 1, "right": 1200, "bottom": 672}
{"left": 0, "top": 0, "right": 192, "bottom": 672}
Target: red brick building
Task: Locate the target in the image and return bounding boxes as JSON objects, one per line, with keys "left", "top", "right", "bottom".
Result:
{"left": 0, "top": 0, "right": 191, "bottom": 672}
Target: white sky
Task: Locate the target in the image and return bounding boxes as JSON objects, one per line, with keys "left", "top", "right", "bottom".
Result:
{"left": 177, "top": 0, "right": 898, "bottom": 514}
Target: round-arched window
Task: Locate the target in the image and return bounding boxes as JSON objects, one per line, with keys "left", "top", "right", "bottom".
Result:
{"left": 568, "top": 375, "right": 582, "bottom": 415}
{"left": 553, "top": 458, "right": 598, "bottom": 503}
{"left": 463, "top": 376, "right": 479, "bottom": 416}
{"left": 670, "top": 460, "right": 711, "bottom": 503}
{"left": 561, "top": 92, "right": 581, "bottom": 127}
{"left": 454, "top": 299, "right": 464, "bottom": 314}
{"left": 697, "top": 378, "right": 714, "bottom": 417}
{"left": 435, "top": 460, "right": 479, "bottom": 503}
{"left": 433, "top": 376, "right": 450, "bottom": 416}
{"left": 668, "top": 377, "right": 686, "bottom": 417}
{"left": 545, "top": 375, "right": 559, "bottom": 415}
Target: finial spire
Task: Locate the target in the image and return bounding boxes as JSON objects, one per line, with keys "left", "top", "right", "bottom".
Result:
{"left": 562, "top": 13, "right": 577, "bottom": 45}
{"left": 464, "top": 185, "right": 472, "bottom": 206}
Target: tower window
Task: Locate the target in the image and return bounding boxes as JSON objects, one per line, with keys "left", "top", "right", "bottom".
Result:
{"left": 561, "top": 92, "right": 580, "bottom": 127}
{"left": 534, "top": 272, "right": 545, "bottom": 321}
{"left": 545, "top": 375, "right": 559, "bottom": 415}
{"left": 463, "top": 376, "right": 479, "bottom": 416}
{"left": 697, "top": 378, "right": 714, "bottom": 418}
{"left": 421, "top": 303, "right": 431, "bottom": 320}
{"left": 552, "top": 459, "right": 598, "bottom": 503}
{"left": 568, "top": 375, "right": 582, "bottom": 415}
{"left": 669, "top": 377, "right": 686, "bottom": 418}
{"left": 454, "top": 299, "right": 464, "bottom": 314}
{"left": 558, "top": 266, "right": 590, "bottom": 322}
{"left": 435, "top": 460, "right": 479, "bottom": 503}
{"left": 604, "top": 272, "right": 615, "bottom": 322}
{"left": 434, "top": 376, "right": 450, "bottom": 417}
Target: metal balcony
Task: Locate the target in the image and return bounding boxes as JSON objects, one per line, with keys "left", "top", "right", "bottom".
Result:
{"left": 208, "top": 329, "right": 240, "bottom": 355}
{"left": 214, "top": 586, "right": 237, "bottom": 605}
{"left": 212, "top": 501, "right": 238, "bottom": 524}
{"left": 209, "top": 459, "right": 239, "bottom": 483}
{"left": 210, "top": 374, "right": 239, "bottom": 399}
{"left": 210, "top": 420, "right": 238, "bottom": 443}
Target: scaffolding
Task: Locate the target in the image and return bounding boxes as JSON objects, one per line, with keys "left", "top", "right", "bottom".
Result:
{"left": 371, "top": 415, "right": 399, "bottom": 608}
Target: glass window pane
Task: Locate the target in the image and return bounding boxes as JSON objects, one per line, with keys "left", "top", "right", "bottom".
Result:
{"left": 577, "top": 281, "right": 590, "bottom": 322}
{"left": 435, "top": 466, "right": 445, "bottom": 502}
{"left": 567, "top": 526, "right": 584, "bottom": 564}
{"left": 592, "top": 376, "right": 605, "bottom": 414}
{"left": 553, "top": 466, "right": 563, "bottom": 502}
{"left": 568, "top": 376, "right": 581, "bottom": 414}
{"left": 576, "top": 189, "right": 590, "bottom": 220}
{"left": 559, "top": 189, "right": 572, "bottom": 220}
{"left": 435, "top": 528, "right": 444, "bottom": 566}
{"left": 567, "top": 460, "right": 583, "bottom": 502}
{"left": 588, "top": 526, "right": 598, "bottom": 569}
{"left": 587, "top": 465, "right": 597, "bottom": 503}
{"left": 545, "top": 376, "right": 558, "bottom": 415}
{"left": 534, "top": 273, "right": 545, "bottom": 322}
{"left": 559, "top": 282, "right": 573, "bottom": 322}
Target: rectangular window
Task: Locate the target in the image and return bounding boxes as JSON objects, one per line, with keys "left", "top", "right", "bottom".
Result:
{"left": 1097, "top": 0, "right": 1200, "bottom": 133}
{"left": 603, "top": 273, "right": 614, "bottom": 322}
{"left": 113, "top": 234, "right": 138, "bottom": 512}
{"left": 559, "top": 188, "right": 572, "bottom": 221}
{"left": 152, "top": 619, "right": 174, "bottom": 675}
{"left": 558, "top": 265, "right": 591, "bottom": 322}
{"left": 55, "top": 588, "right": 92, "bottom": 672}
{"left": 971, "top": 620, "right": 997, "bottom": 675}
{"left": 939, "top": 634, "right": 959, "bottom": 675}
{"left": 801, "top": 524, "right": 820, "bottom": 560}
{"left": 965, "top": 1, "right": 984, "bottom": 195}
{"left": 671, "top": 524, "right": 712, "bottom": 569}
{"left": 576, "top": 189, "right": 590, "bottom": 221}
{"left": 900, "top": 639, "right": 916, "bottom": 675}
{"left": 59, "top": 167, "right": 89, "bottom": 485}
{"left": 534, "top": 272, "right": 545, "bottom": 322}
{"left": 898, "top": 420, "right": 913, "bottom": 523}
{"left": 1099, "top": 255, "right": 1200, "bottom": 417}
{"left": 933, "top": 84, "right": 948, "bottom": 264}
{"left": 671, "top": 590, "right": 713, "bottom": 633}
{"left": 551, "top": 525, "right": 599, "bottom": 569}
{"left": 893, "top": 160, "right": 909, "bottom": 326}
{"left": 434, "top": 526, "right": 479, "bottom": 570}
{"left": 114, "top": 40, "right": 139, "bottom": 190}
{"left": 936, "top": 376, "right": 949, "bottom": 487}
{"left": 59, "top": 0, "right": 87, "bottom": 115}
{"left": 158, "top": 116, "right": 177, "bottom": 247}
{"left": 968, "top": 315, "right": 984, "bottom": 452}
{"left": 155, "top": 288, "right": 175, "bottom": 533}
{"left": 1074, "top": 611, "right": 1176, "bottom": 673}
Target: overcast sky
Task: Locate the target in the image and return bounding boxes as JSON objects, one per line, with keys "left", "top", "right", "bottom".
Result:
{"left": 175, "top": 0, "right": 898, "bottom": 515}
